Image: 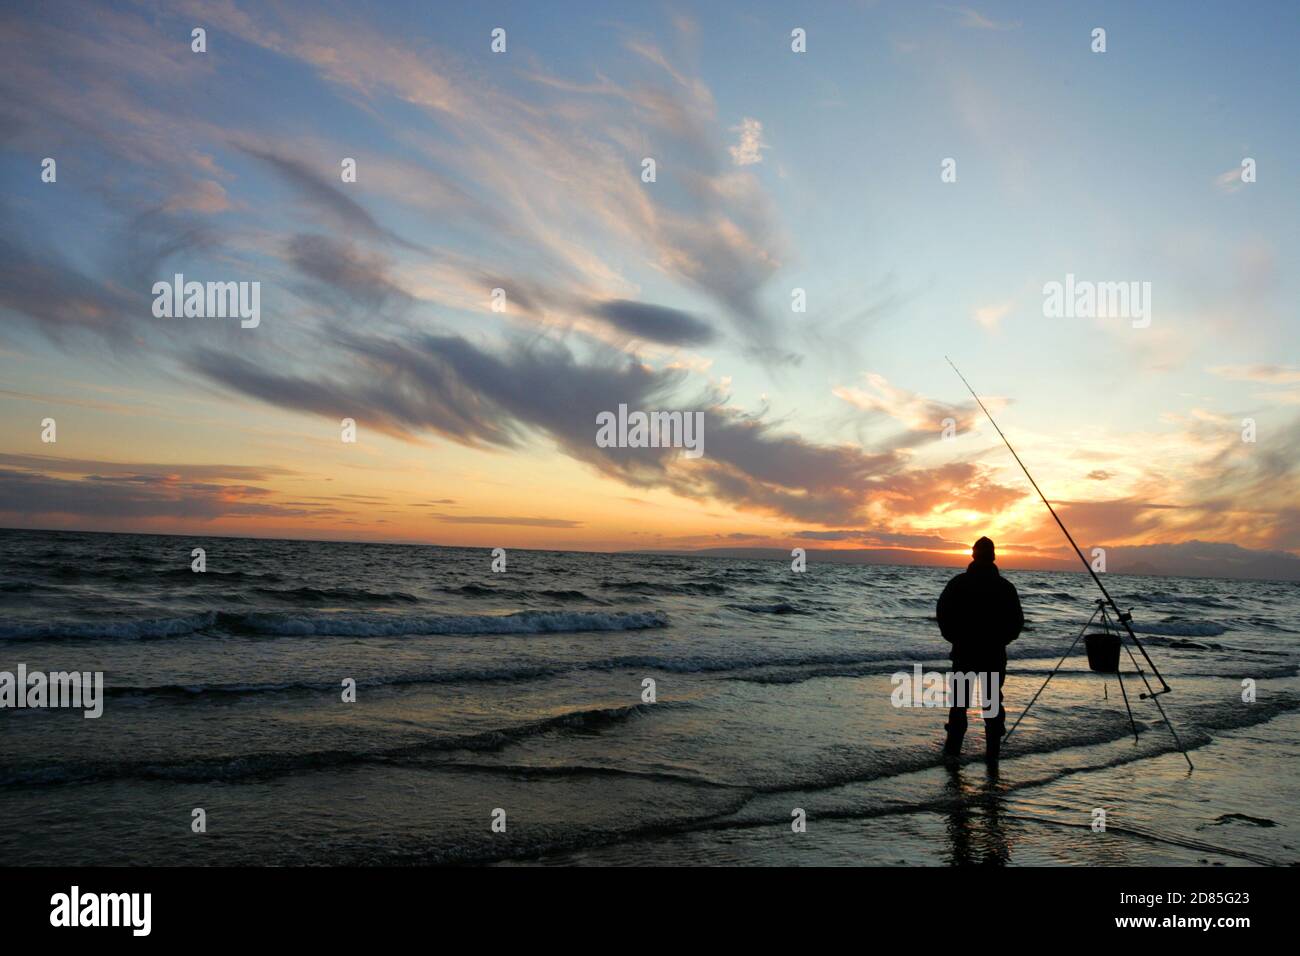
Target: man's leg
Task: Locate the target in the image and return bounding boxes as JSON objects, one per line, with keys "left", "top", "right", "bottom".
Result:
{"left": 944, "top": 706, "right": 967, "bottom": 756}
{"left": 944, "top": 668, "right": 968, "bottom": 756}
{"left": 983, "top": 670, "right": 1005, "bottom": 762}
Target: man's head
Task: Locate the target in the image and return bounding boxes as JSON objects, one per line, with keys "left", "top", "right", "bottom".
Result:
{"left": 972, "top": 536, "right": 995, "bottom": 563}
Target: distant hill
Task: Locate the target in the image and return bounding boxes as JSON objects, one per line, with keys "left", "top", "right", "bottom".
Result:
{"left": 631, "top": 540, "right": 1300, "bottom": 582}
{"left": 631, "top": 546, "right": 1076, "bottom": 572}
{"left": 1106, "top": 540, "right": 1300, "bottom": 582}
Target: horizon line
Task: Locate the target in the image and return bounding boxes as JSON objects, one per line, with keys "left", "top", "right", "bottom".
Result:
{"left": 3, "top": 525, "right": 1296, "bottom": 585}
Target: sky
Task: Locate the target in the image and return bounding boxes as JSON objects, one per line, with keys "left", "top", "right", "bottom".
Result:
{"left": 1, "top": 0, "right": 1297, "bottom": 575}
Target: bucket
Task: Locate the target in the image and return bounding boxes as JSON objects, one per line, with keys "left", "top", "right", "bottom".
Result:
{"left": 1084, "top": 631, "right": 1121, "bottom": 673}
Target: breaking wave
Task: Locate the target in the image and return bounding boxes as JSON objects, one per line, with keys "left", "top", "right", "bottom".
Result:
{"left": 1129, "top": 618, "right": 1228, "bottom": 638}
{"left": 0, "top": 609, "right": 669, "bottom": 642}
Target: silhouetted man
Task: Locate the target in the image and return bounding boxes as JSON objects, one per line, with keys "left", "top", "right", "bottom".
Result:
{"left": 936, "top": 536, "right": 1024, "bottom": 763}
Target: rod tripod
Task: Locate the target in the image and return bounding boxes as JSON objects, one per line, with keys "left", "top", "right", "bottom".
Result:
{"left": 1003, "top": 600, "right": 1140, "bottom": 746}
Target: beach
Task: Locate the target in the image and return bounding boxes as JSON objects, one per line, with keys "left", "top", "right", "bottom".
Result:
{"left": 1, "top": 528, "right": 1295, "bottom": 866}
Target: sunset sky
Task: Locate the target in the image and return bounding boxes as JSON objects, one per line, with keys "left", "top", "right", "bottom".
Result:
{"left": 1, "top": 1, "right": 1297, "bottom": 573}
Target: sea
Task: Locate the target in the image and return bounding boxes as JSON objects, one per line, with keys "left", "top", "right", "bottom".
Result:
{"left": 1, "top": 528, "right": 1296, "bottom": 866}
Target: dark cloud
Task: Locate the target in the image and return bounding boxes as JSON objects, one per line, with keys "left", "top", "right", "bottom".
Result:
{"left": 117, "top": 207, "right": 222, "bottom": 293}
{"left": 0, "top": 219, "right": 141, "bottom": 339}
{"left": 0, "top": 201, "right": 241, "bottom": 351}
{"left": 237, "top": 145, "right": 417, "bottom": 250}
{"left": 286, "top": 233, "right": 411, "bottom": 313}
{"left": 0, "top": 454, "right": 294, "bottom": 482}
{"left": 0, "top": 468, "right": 332, "bottom": 522}
{"left": 592, "top": 299, "right": 715, "bottom": 346}
{"left": 185, "top": 331, "right": 1020, "bottom": 527}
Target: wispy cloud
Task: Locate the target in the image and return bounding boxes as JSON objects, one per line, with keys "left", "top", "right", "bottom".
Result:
{"left": 940, "top": 5, "right": 1022, "bottom": 31}
{"left": 728, "top": 117, "right": 768, "bottom": 166}
{"left": 1208, "top": 364, "right": 1300, "bottom": 385}
{"left": 833, "top": 372, "right": 984, "bottom": 437}
{"left": 434, "top": 515, "right": 583, "bottom": 528}
{"left": 1214, "top": 167, "right": 1247, "bottom": 193}
{"left": 972, "top": 301, "right": 1012, "bottom": 331}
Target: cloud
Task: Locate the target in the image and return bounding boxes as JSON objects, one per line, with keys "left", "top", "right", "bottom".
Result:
{"left": 1000, "top": 411, "right": 1300, "bottom": 555}
{"left": 0, "top": 225, "right": 141, "bottom": 339}
{"left": 11, "top": 1, "right": 1289, "bottom": 565}
{"left": 164, "top": 179, "right": 232, "bottom": 214}
{"left": 0, "top": 467, "right": 327, "bottom": 523}
{"left": 0, "top": 454, "right": 320, "bottom": 526}
{"left": 973, "top": 301, "right": 1012, "bottom": 331}
{"left": 0, "top": 454, "right": 293, "bottom": 482}
{"left": 204, "top": 4, "right": 785, "bottom": 341}
{"left": 286, "top": 233, "right": 411, "bottom": 314}
{"left": 236, "top": 144, "right": 416, "bottom": 249}
{"left": 168, "top": 0, "right": 473, "bottom": 118}
{"left": 0, "top": 3, "right": 233, "bottom": 206}
{"left": 0, "top": 199, "right": 225, "bottom": 348}
{"left": 185, "top": 330, "right": 1015, "bottom": 527}
{"left": 794, "top": 529, "right": 969, "bottom": 550}
{"left": 1207, "top": 364, "right": 1300, "bottom": 385}
{"left": 833, "top": 372, "right": 985, "bottom": 442}
{"left": 728, "top": 117, "right": 768, "bottom": 166}
{"left": 3, "top": 1, "right": 791, "bottom": 364}
{"left": 433, "top": 515, "right": 583, "bottom": 528}
{"left": 591, "top": 299, "right": 716, "bottom": 346}
{"left": 1048, "top": 497, "right": 1183, "bottom": 545}
{"left": 1214, "top": 167, "right": 1247, "bottom": 194}
{"left": 870, "top": 461, "right": 1025, "bottom": 517}
{"left": 940, "top": 5, "right": 1021, "bottom": 31}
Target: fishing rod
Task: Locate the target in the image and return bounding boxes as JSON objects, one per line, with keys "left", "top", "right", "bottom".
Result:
{"left": 945, "top": 357, "right": 1194, "bottom": 770}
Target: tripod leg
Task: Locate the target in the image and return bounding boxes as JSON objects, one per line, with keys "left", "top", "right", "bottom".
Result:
{"left": 1115, "top": 670, "right": 1139, "bottom": 743}
{"left": 1121, "top": 641, "right": 1195, "bottom": 771}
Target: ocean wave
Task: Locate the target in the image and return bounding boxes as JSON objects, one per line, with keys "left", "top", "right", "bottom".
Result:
{"left": 1129, "top": 618, "right": 1228, "bottom": 638}
{"left": 156, "top": 567, "right": 260, "bottom": 581}
{"left": 252, "top": 585, "right": 421, "bottom": 604}
{"left": 443, "top": 583, "right": 522, "bottom": 597}
{"left": 106, "top": 649, "right": 951, "bottom": 700}
{"left": 723, "top": 601, "right": 807, "bottom": 615}
{"left": 539, "top": 589, "right": 598, "bottom": 602}
{"left": 220, "top": 609, "right": 667, "bottom": 637}
{"left": 0, "top": 608, "right": 668, "bottom": 642}
{"left": 1124, "top": 590, "right": 1232, "bottom": 609}
{"left": 441, "top": 584, "right": 601, "bottom": 603}
{"left": 599, "top": 579, "right": 729, "bottom": 596}
{"left": 0, "top": 611, "right": 220, "bottom": 642}
{"left": 0, "top": 701, "right": 672, "bottom": 787}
